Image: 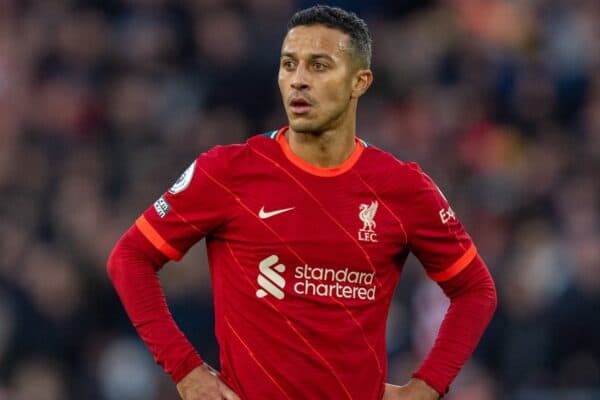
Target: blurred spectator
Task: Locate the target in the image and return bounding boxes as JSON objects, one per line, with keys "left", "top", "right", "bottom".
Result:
{"left": 96, "top": 338, "right": 161, "bottom": 400}
{"left": 548, "top": 232, "right": 600, "bottom": 387}
{"left": 8, "top": 358, "right": 69, "bottom": 400}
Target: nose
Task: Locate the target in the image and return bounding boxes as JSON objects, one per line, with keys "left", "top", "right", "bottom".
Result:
{"left": 290, "top": 64, "right": 309, "bottom": 91}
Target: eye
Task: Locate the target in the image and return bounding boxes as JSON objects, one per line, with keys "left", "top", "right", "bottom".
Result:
{"left": 281, "top": 59, "right": 296, "bottom": 70}
{"left": 313, "top": 62, "right": 327, "bottom": 71}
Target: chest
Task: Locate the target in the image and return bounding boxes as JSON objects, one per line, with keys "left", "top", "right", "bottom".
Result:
{"left": 217, "top": 171, "right": 407, "bottom": 271}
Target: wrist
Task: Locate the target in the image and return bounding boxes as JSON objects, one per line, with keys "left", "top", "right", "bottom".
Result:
{"left": 407, "top": 378, "right": 440, "bottom": 400}
{"left": 171, "top": 351, "right": 204, "bottom": 383}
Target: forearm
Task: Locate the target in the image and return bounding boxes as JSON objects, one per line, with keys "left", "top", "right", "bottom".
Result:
{"left": 413, "top": 256, "right": 497, "bottom": 395}
{"left": 107, "top": 225, "right": 203, "bottom": 382}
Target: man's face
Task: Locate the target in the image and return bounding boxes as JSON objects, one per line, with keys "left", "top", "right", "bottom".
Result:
{"left": 278, "top": 25, "right": 359, "bottom": 133}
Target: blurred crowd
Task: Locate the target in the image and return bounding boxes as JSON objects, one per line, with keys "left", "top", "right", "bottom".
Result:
{"left": 0, "top": 0, "right": 599, "bottom": 399}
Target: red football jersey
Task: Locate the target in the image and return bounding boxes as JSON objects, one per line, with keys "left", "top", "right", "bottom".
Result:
{"left": 136, "top": 127, "right": 476, "bottom": 400}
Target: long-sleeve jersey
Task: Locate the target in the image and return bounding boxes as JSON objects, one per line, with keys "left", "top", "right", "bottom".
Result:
{"left": 108, "top": 127, "right": 497, "bottom": 399}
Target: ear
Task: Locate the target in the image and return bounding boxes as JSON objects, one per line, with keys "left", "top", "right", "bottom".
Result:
{"left": 351, "top": 69, "right": 373, "bottom": 99}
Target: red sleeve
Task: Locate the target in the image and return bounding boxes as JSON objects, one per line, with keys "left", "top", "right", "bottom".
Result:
{"left": 137, "top": 146, "right": 235, "bottom": 261}
{"left": 412, "top": 255, "right": 497, "bottom": 395}
{"left": 399, "top": 164, "right": 496, "bottom": 394}
{"left": 107, "top": 224, "right": 203, "bottom": 383}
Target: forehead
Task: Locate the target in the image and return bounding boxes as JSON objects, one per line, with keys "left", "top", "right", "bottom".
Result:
{"left": 282, "top": 25, "right": 351, "bottom": 57}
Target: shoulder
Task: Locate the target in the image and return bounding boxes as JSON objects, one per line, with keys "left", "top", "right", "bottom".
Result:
{"left": 191, "top": 130, "right": 281, "bottom": 175}
{"left": 359, "top": 143, "right": 433, "bottom": 191}
{"left": 196, "top": 143, "right": 243, "bottom": 166}
{"left": 194, "top": 132, "right": 270, "bottom": 163}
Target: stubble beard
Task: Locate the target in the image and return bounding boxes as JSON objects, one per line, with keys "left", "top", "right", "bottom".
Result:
{"left": 289, "top": 120, "right": 323, "bottom": 136}
{"left": 288, "top": 103, "right": 349, "bottom": 136}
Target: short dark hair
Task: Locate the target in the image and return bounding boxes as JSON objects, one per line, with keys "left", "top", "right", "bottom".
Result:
{"left": 288, "top": 5, "right": 372, "bottom": 68}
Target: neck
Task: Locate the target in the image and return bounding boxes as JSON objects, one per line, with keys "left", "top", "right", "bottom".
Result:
{"left": 286, "top": 107, "right": 357, "bottom": 168}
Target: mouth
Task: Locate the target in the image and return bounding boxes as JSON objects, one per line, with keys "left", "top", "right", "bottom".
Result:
{"left": 289, "top": 97, "right": 312, "bottom": 115}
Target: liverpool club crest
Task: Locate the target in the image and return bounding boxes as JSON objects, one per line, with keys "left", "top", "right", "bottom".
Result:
{"left": 358, "top": 200, "right": 378, "bottom": 243}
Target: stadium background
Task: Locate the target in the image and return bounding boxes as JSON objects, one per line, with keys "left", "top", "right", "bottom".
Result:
{"left": 0, "top": 0, "right": 599, "bottom": 399}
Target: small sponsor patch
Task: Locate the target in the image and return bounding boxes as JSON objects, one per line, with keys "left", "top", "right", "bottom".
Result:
{"left": 439, "top": 207, "right": 456, "bottom": 224}
{"left": 169, "top": 160, "right": 196, "bottom": 194}
{"left": 154, "top": 196, "right": 171, "bottom": 218}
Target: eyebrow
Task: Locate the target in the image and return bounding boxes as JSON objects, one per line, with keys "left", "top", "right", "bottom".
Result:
{"left": 280, "top": 52, "right": 335, "bottom": 62}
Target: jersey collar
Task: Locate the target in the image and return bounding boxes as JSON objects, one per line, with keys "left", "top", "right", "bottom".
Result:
{"left": 274, "top": 126, "right": 365, "bottom": 177}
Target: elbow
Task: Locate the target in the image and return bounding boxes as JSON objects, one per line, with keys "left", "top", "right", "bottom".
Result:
{"left": 106, "top": 243, "right": 121, "bottom": 284}
{"left": 106, "top": 226, "right": 140, "bottom": 284}
{"left": 471, "top": 257, "right": 499, "bottom": 318}
{"left": 107, "top": 231, "right": 132, "bottom": 284}
{"left": 477, "top": 272, "right": 498, "bottom": 323}
{"left": 488, "top": 277, "right": 498, "bottom": 316}
{"left": 447, "top": 258, "right": 498, "bottom": 321}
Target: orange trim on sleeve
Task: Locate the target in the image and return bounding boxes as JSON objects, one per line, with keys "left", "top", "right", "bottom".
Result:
{"left": 276, "top": 127, "right": 364, "bottom": 177}
{"left": 136, "top": 215, "right": 183, "bottom": 261}
{"left": 427, "top": 244, "right": 477, "bottom": 282}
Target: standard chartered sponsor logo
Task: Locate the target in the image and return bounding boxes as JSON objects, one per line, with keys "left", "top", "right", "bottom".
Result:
{"left": 256, "top": 255, "right": 377, "bottom": 301}
{"left": 294, "top": 265, "right": 376, "bottom": 300}
{"left": 256, "top": 255, "right": 286, "bottom": 300}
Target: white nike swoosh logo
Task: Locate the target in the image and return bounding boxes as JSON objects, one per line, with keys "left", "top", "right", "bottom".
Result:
{"left": 258, "top": 206, "right": 295, "bottom": 219}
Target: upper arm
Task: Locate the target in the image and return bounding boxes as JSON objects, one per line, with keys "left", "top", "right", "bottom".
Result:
{"left": 401, "top": 165, "right": 477, "bottom": 282}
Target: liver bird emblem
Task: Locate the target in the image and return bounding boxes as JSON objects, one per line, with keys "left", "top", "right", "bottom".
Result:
{"left": 359, "top": 201, "right": 378, "bottom": 232}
